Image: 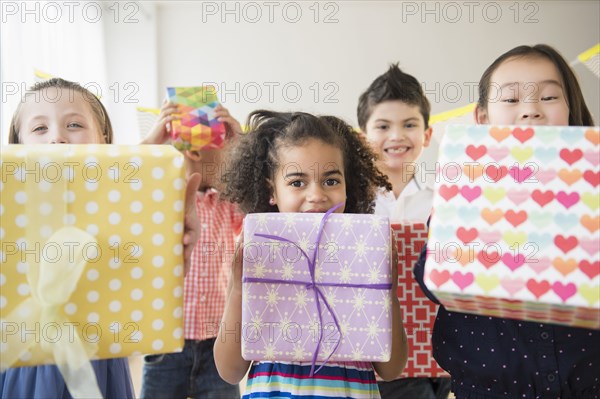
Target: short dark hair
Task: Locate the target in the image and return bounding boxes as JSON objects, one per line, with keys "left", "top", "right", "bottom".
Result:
{"left": 9, "top": 77, "right": 113, "bottom": 144}
{"left": 221, "top": 110, "right": 391, "bottom": 214}
{"left": 476, "top": 44, "right": 594, "bottom": 126}
{"left": 357, "top": 63, "right": 431, "bottom": 130}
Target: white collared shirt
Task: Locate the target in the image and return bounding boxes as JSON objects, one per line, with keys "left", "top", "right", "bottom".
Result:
{"left": 374, "top": 177, "right": 433, "bottom": 223}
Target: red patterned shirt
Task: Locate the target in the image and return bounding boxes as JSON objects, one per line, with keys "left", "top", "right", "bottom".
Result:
{"left": 183, "top": 190, "right": 244, "bottom": 340}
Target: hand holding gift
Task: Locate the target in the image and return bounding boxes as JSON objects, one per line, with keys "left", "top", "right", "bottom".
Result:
{"left": 165, "top": 86, "right": 228, "bottom": 151}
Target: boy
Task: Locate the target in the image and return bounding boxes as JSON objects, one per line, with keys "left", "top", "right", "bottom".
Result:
{"left": 140, "top": 102, "right": 244, "bottom": 399}
{"left": 358, "top": 64, "right": 450, "bottom": 399}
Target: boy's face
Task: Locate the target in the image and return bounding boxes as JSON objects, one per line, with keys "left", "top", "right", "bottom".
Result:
{"left": 363, "top": 101, "right": 432, "bottom": 176}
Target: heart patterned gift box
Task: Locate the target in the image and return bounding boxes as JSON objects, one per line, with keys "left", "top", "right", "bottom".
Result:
{"left": 424, "top": 125, "right": 600, "bottom": 329}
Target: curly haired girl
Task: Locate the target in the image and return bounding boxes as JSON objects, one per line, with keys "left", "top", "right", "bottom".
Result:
{"left": 214, "top": 110, "right": 407, "bottom": 398}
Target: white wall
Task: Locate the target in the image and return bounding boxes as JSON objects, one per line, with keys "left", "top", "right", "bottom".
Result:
{"left": 2, "top": 1, "right": 599, "bottom": 144}
{"left": 155, "top": 1, "right": 600, "bottom": 127}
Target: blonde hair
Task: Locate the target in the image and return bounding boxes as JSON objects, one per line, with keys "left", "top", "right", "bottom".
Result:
{"left": 9, "top": 78, "right": 113, "bottom": 144}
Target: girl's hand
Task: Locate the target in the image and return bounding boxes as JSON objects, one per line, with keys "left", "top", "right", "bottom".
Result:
{"left": 373, "top": 232, "right": 407, "bottom": 380}
{"left": 214, "top": 234, "right": 251, "bottom": 384}
{"left": 228, "top": 234, "right": 245, "bottom": 295}
{"left": 141, "top": 101, "right": 180, "bottom": 145}
{"left": 183, "top": 173, "right": 201, "bottom": 276}
{"left": 214, "top": 104, "right": 243, "bottom": 137}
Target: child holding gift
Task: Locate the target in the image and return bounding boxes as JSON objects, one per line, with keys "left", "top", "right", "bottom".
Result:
{"left": 214, "top": 110, "right": 408, "bottom": 398}
{"left": 358, "top": 65, "right": 451, "bottom": 399}
{"left": 2, "top": 77, "right": 201, "bottom": 399}
{"left": 414, "top": 44, "right": 599, "bottom": 399}
{"left": 139, "top": 99, "right": 245, "bottom": 398}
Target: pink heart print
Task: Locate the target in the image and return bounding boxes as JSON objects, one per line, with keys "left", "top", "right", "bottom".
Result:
{"left": 509, "top": 166, "right": 534, "bottom": 183}
{"left": 556, "top": 191, "right": 580, "bottom": 209}
{"left": 460, "top": 186, "right": 482, "bottom": 202}
{"left": 552, "top": 281, "right": 577, "bottom": 302}
{"left": 501, "top": 277, "right": 525, "bottom": 295}
{"left": 501, "top": 253, "right": 526, "bottom": 271}
{"left": 452, "top": 271, "right": 474, "bottom": 290}
{"left": 527, "top": 256, "right": 552, "bottom": 274}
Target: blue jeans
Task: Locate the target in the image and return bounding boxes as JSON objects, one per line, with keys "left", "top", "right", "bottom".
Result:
{"left": 140, "top": 338, "right": 240, "bottom": 399}
{"left": 378, "top": 377, "right": 451, "bottom": 399}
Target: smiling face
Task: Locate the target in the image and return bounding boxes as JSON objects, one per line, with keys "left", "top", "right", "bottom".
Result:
{"left": 17, "top": 87, "right": 104, "bottom": 144}
{"left": 477, "top": 56, "right": 570, "bottom": 126}
{"left": 271, "top": 138, "right": 346, "bottom": 213}
{"left": 363, "top": 100, "right": 432, "bottom": 175}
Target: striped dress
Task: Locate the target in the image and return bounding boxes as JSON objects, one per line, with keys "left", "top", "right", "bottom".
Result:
{"left": 242, "top": 361, "right": 381, "bottom": 399}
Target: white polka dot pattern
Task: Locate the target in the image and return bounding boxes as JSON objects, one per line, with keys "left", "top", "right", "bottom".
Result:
{"left": 1, "top": 145, "right": 185, "bottom": 367}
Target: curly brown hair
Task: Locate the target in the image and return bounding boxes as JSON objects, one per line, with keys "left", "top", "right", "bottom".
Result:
{"left": 221, "top": 110, "right": 391, "bottom": 214}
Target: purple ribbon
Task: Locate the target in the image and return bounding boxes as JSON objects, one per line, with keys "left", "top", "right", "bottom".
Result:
{"left": 243, "top": 203, "right": 392, "bottom": 376}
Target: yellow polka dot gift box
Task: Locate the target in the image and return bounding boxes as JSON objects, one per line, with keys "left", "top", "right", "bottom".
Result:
{"left": 0, "top": 145, "right": 186, "bottom": 368}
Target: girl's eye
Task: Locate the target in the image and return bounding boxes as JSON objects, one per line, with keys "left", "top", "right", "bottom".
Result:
{"left": 32, "top": 125, "right": 47, "bottom": 133}
{"left": 67, "top": 122, "right": 83, "bottom": 128}
{"left": 376, "top": 124, "right": 388, "bottom": 131}
{"left": 541, "top": 96, "right": 558, "bottom": 101}
{"left": 501, "top": 98, "right": 518, "bottom": 104}
{"left": 324, "top": 178, "right": 340, "bottom": 187}
{"left": 289, "top": 180, "right": 304, "bottom": 188}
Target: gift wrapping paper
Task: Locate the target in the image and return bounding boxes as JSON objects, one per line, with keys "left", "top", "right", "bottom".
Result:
{"left": 424, "top": 125, "right": 600, "bottom": 329}
{"left": 1, "top": 144, "right": 187, "bottom": 367}
{"left": 241, "top": 212, "right": 393, "bottom": 364}
{"left": 166, "top": 86, "right": 227, "bottom": 151}
{"left": 391, "top": 223, "right": 448, "bottom": 377}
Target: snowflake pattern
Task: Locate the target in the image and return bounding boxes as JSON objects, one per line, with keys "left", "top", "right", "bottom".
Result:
{"left": 284, "top": 213, "right": 297, "bottom": 227}
{"left": 339, "top": 264, "right": 352, "bottom": 283}
{"left": 298, "top": 236, "right": 311, "bottom": 253}
{"left": 281, "top": 263, "right": 295, "bottom": 280}
{"left": 324, "top": 289, "right": 337, "bottom": 308}
{"left": 341, "top": 215, "right": 353, "bottom": 229}
{"left": 367, "top": 321, "right": 380, "bottom": 339}
{"left": 339, "top": 320, "right": 350, "bottom": 336}
{"left": 264, "top": 344, "right": 276, "bottom": 360}
{"left": 355, "top": 239, "right": 367, "bottom": 256}
{"left": 266, "top": 287, "right": 280, "bottom": 306}
{"left": 368, "top": 266, "right": 381, "bottom": 284}
{"left": 293, "top": 344, "right": 305, "bottom": 360}
{"left": 369, "top": 216, "right": 384, "bottom": 229}
{"left": 295, "top": 290, "right": 308, "bottom": 307}
{"left": 353, "top": 291, "right": 366, "bottom": 311}
{"left": 253, "top": 262, "right": 266, "bottom": 278}
{"left": 352, "top": 347, "right": 363, "bottom": 361}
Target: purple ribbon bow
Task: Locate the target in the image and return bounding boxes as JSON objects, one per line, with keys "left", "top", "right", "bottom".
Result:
{"left": 243, "top": 204, "right": 392, "bottom": 376}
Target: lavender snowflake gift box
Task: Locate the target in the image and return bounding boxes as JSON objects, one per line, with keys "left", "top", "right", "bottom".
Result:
{"left": 241, "top": 211, "right": 393, "bottom": 370}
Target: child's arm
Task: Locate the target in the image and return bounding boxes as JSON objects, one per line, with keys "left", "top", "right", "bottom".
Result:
{"left": 214, "top": 104, "right": 243, "bottom": 136}
{"left": 182, "top": 173, "right": 201, "bottom": 276}
{"left": 214, "top": 236, "right": 251, "bottom": 384}
{"left": 140, "top": 101, "right": 179, "bottom": 145}
{"left": 412, "top": 216, "right": 441, "bottom": 305}
{"left": 373, "top": 234, "right": 408, "bottom": 380}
